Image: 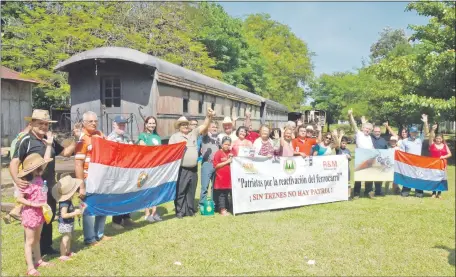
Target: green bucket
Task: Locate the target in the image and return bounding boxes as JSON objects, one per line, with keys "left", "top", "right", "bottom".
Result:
{"left": 200, "top": 196, "right": 215, "bottom": 216}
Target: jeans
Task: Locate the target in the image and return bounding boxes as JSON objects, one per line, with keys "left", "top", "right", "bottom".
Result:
{"left": 199, "top": 161, "right": 215, "bottom": 209}
{"left": 83, "top": 214, "right": 107, "bottom": 244}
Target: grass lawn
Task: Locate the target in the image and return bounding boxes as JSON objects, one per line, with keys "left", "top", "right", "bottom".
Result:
{"left": 1, "top": 144, "right": 455, "bottom": 276}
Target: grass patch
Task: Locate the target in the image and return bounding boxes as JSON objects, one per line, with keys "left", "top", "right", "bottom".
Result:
{"left": 2, "top": 145, "right": 455, "bottom": 276}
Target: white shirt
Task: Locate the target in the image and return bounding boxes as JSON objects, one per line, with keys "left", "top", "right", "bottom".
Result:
{"left": 356, "top": 131, "right": 374, "bottom": 149}
{"left": 217, "top": 132, "right": 238, "bottom": 144}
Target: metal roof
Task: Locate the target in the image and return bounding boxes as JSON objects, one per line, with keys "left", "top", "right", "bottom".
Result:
{"left": 1, "top": 66, "right": 40, "bottom": 84}
{"left": 54, "top": 47, "right": 288, "bottom": 112}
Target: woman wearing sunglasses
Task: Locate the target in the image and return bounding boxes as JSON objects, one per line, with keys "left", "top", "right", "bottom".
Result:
{"left": 313, "top": 130, "right": 339, "bottom": 156}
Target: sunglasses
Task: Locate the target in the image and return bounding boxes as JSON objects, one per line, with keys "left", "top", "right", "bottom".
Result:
{"left": 325, "top": 137, "right": 332, "bottom": 140}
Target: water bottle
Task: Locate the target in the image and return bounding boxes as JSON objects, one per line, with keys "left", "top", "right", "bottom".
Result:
{"left": 42, "top": 180, "right": 48, "bottom": 194}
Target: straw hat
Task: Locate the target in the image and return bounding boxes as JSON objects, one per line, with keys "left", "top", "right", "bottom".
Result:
{"left": 24, "top": 109, "right": 57, "bottom": 123}
{"left": 305, "top": 125, "right": 314, "bottom": 131}
{"left": 222, "top": 117, "right": 233, "bottom": 125}
{"left": 174, "top": 116, "right": 189, "bottom": 129}
{"left": 17, "top": 153, "right": 53, "bottom": 178}
{"left": 52, "top": 175, "right": 83, "bottom": 202}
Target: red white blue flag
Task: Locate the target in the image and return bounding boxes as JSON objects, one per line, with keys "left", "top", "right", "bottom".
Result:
{"left": 84, "top": 137, "right": 186, "bottom": 216}
{"left": 394, "top": 151, "right": 448, "bottom": 191}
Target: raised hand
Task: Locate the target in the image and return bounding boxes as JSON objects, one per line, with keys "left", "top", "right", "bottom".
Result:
{"left": 383, "top": 122, "right": 389, "bottom": 127}
{"left": 207, "top": 108, "right": 215, "bottom": 117}
{"left": 432, "top": 123, "right": 438, "bottom": 131}
{"left": 273, "top": 129, "right": 280, "bottom": 140}
{"left": 245, "top": 111, "right": 251, "bottom": 118}
{"left": 297, "top": 120, "right": 303, "bottom": 127}
{"left": 73, "top": 122, "right": 83, "bottom": 138}
{"left": 361, "top": 116, "right": 367, "bottom": 124}
{"left": 421, "top": 114, "right": 428, "bottom": 123}
{"left": 348, "top": 109, "right": 353, "bottom": 116}
{"left": 332, "top": 129, "right": 338, "bottom": 137}
{"left": 339, "top": 129, "right": 345, "bottom": 137}
{"left": 44, "top": 131, "right": 54, "bottom": 146}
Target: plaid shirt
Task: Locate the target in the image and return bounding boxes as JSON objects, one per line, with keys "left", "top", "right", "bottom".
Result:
{"left": 107, "top": 131, "right": 133, "bottom": 144}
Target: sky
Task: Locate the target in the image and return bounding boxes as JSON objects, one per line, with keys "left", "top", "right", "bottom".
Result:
{"left": 220, "top": 2, "right": 429, "bottom": 77}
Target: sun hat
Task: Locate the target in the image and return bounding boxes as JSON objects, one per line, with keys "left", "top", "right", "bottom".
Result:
{"left": 52, "top": 175, "right": 83, "bottom": 202}
{"left": 17, "top": 153, "right": 53, "bottom": 178}
{"left": 113, "top": 115, "right": 128, "bottom": 124}
{"left": 174, "top": 116, "right": 189, "bottom": 129}
{"left": 222, "top": 117, "right": 233, "bottom": 125}
{"left": 24, "top": 109, "right": 57, "bottom": 123}
{"left": 390, "top": 135, "right": 398, "bottom": 141}
{"left": 409, "top": 126, "right": 418, "bottom": 133}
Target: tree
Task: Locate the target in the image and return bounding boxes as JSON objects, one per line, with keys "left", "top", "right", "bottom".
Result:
{"left": 369, "top": 27, "right": 412, "bottom": 63}
{"left": 242, "top": 14, "right": 314, "bottom": 110}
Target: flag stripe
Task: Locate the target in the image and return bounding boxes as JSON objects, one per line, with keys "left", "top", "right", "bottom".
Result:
{"left": 395, "top": 150, "right": 445, "bottom": 170}
{"left": 86, "top": 160, "right": 181, "bottom": 194}
{"left": 394, "top": 160, "right": 447, "bottom": 181}
{"left": 84, "top": 181, "right": 176, "bottom": 216}
{"left": 90, "top": 137, "right": 186, "bottom": 168}
{"left": 394, "top": 172, "right": 448, "bottom": 191}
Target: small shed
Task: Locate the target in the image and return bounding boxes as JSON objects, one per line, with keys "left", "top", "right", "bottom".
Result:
{"left": 1, "top": 66, "right": 39, "bottom": 145}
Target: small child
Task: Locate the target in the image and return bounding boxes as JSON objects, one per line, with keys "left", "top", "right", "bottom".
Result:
{"left": 336, "top": 135, "right": 352, "bottom": 200}
{"left": 388, "top": 136, "right": 401, "bottom": 194}
{"left": 213, "top": 136, "right": 233, "bottom": 216}
{"left": 16, "top": 153, "right": 54, "bottom": 276}
{"left": 52, "top": 175, "right": 84, "bottom": 261}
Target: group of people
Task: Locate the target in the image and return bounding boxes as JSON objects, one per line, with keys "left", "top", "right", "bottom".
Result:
{"left": 6, "top": 108, "right": 452, "bottom": 276}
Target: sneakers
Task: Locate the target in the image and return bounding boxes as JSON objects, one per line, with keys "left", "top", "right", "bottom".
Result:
{"left": 415, "top": 193, "right": 424, "bottom": 198}
{"left": 112, "top": 222, "right": 124, "bottom": 230}
{"left": 146, "top": 215, "right": 156, "bottom": 223}
{"left": 401, "top": 192, "right": 409, "bottom": 197}
{"left": 153, "top": 214, "right": 163, "bottom": 221}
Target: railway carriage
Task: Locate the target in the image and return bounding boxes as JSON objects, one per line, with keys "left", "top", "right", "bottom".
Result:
{"left": 55, "top": 47, "right": 288, "bottom": 140}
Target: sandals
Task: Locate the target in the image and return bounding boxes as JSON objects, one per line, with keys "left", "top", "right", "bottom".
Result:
{"left": 220, "top": 209, "right": 230, "bottom": 216}
{"left": 59, "top": 256, "right": 72, "bottom": 262}
{"left": 26, "top": 269, "right": 40, "bottom": 276}
{"left": 35, "top": 260, "right": 54, "bottom": 268}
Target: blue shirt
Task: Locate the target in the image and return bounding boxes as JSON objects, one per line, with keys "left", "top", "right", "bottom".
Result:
{"left": 197, "top": 135, "right": 203, "bottom": 162}
{"left": 400, "top": 133, "right": 424, "bottom": 156}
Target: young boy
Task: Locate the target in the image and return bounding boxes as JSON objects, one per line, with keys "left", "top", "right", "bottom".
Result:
{"left": 336, "top": 135, "right": 352, "bottom": 200}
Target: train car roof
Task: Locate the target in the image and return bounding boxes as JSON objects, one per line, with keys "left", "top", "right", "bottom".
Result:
{"left": 264, "top": 99, "right": 288, "bottom": 112}
{"left": 55, "top": 47, "right": 285, "bottom": 108}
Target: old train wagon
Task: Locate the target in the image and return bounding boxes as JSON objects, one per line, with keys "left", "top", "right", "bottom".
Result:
{"left": 54, "top": 47, "right": 288, "bottom": 140}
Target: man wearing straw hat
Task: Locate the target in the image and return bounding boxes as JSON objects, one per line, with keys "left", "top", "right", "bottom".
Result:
{"left": 217, "top": 116, "right": 238, "bottom": 144}
{"left": 169, "top": 107, "right": 215, "bottom": 218}
{"left": 10, "top": 109, "right": 79, "bottom": 256}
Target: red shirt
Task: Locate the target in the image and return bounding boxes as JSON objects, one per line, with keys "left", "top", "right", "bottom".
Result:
{"left": 429, "top": 143, "right": 449, "bottom": 167}
{"left": 246, "top": 132, "right": 260, "bottom": 144}
{"left": 213, "top": 149, "right": 232, "bottom": 190}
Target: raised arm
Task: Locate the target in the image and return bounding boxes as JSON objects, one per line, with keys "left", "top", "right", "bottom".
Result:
{"left": 348, "top": 109, "right": 359, "bottom": 133}
{"left": 244, "top": 111, "right": 252, "bottom": 129}
{"left": 42, "top": 132, "right": 54, "bottom": 171}
{"left": 316, "top": 124, "right": 322, "bottom": 143}
{"left": 331, "top": 129, "right": 340, "bottom": 149}
{"left": 383, "top": 121, "right": 397, "bottom": 136}
{"left": 429, "top": 123, "right": 437, "bottom": 143}
{"left": 198, "top": 107, "right": 215, "bottom": 135}
{"left": 337, "top": 129, "right": 345, "bottom": 149}
{"left": 421, "top": 114, "right": 430, "bottom": 138}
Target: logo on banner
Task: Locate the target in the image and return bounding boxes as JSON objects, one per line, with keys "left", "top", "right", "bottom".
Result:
{"left": 242, "top": 163, "right": 258, "bottom": 174}
{"left": 137, "top": 172, "right": 148, "bottom": 188}
{"left": 323, "top": 160, "right": 338, "bottom": 170}
{"left": 284, "top": 159, "right": 296, "bottom": 175}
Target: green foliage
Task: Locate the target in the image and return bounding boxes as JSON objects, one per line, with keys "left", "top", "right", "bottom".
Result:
{"left": 310, "top": 1, "right": 455, "bottom": 126}
{"left": 1, "top": 2, "right": 313, "bottom": 110}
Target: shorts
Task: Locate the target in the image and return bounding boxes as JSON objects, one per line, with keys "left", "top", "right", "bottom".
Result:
{"left": 58, "top": 222, "right": 74, "bottom": 234}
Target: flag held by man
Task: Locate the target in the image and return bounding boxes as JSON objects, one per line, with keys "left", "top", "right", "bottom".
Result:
{"left": 84, "top": 137, "right": 186, "bottom": 216}
{"left": 394, "top": 150, "right": 448, "bottom": 192}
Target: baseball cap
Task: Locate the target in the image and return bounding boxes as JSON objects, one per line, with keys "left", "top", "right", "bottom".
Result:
{"left": 113, "top": 115, "right": 128, "bottom": 124}
{"left": 409, "top": 126, "right": 418, "bottom": 133}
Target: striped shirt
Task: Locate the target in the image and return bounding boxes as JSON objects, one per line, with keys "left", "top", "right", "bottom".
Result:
{"left": 75, "top": 128, "right": 103, "bottom": 179}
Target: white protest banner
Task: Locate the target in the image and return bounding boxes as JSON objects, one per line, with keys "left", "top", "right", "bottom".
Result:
{"left": 231, "top": 155, "right": 349, "bottom": 215}
{"left": 354, "top": 148, "right": 394, "bottom": 182}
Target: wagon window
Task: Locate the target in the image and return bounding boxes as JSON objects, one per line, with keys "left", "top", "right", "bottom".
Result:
{"left": 101, "top": 77, "right": 121, "bottom": 108}
{"left": 183, "top": 91, "right": 189, "bottom": 114}
{"left": 236, "top": 102, "right": 241, "bottom": 117}
{"left": 198, "top": 93, "right": 204, "bottom": 114}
